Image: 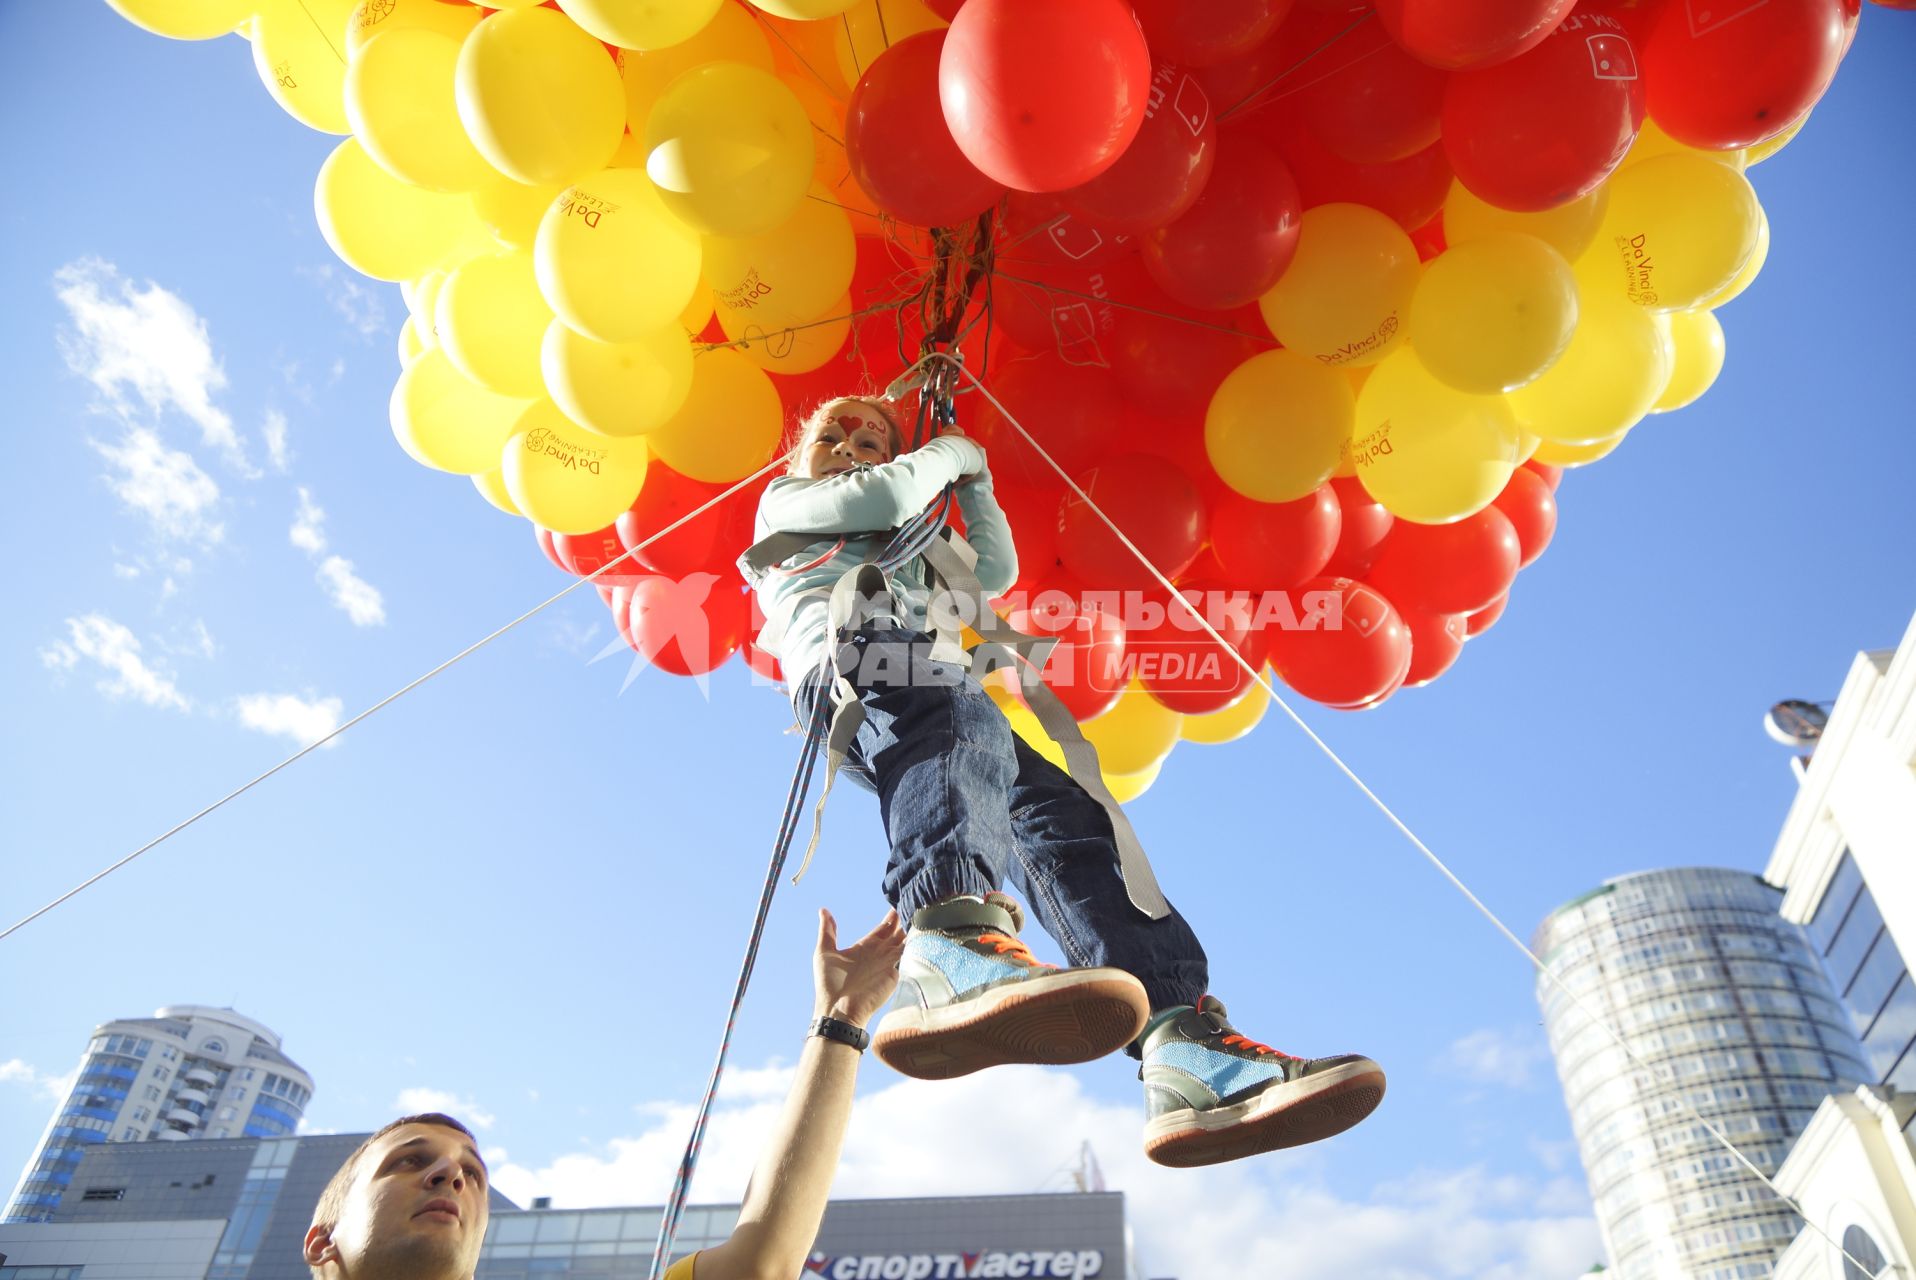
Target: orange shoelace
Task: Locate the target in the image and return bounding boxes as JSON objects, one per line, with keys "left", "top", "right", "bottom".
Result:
{"left": 1221, "top": 1032, "right": 1293, "bottom": 1059}
{"left": 976, "top": 932, "right": 1056, "bottom": 969}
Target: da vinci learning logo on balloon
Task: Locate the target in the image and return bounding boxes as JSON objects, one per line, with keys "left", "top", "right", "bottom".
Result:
{"left": 1586, "top": 32, "right": 1640, "bottom": 80}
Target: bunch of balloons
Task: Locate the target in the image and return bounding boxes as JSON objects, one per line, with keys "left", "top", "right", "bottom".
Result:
{"left": 108, "top": 0, "right": 1876, "bottom": 798}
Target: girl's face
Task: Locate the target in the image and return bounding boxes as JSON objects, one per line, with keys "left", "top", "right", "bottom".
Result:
{"left": 802, "top": 401, "right": 896, "bottom": 478}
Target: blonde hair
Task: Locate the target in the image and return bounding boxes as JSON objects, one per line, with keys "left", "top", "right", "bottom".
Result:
{"left": 785, "top": 396, "right": 907, "bottom": 475}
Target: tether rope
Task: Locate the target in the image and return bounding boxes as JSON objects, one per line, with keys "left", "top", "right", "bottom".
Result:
{"left": 929, "top": 351, "right": 1873, "bottom": 1277}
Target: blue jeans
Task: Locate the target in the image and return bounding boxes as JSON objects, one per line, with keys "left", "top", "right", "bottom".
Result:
{"left": 801, "top": 622, "right": 1209, "bottom": 1013}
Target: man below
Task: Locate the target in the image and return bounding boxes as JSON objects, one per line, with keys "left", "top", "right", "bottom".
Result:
{"left": 303, "top": 906, "right": 907, "bottom": 1279}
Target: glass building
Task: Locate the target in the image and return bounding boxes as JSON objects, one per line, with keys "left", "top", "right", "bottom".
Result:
{"left": 1535, "top": 868, "right": 1871, "bottom": 1280}
{"left": 4, "top": 1007, "right": 313, "bottom": 1224}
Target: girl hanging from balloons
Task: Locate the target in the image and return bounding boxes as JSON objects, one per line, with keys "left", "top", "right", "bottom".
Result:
{"left": 738, "top": 391, "right": 1386, "bottom": 1167}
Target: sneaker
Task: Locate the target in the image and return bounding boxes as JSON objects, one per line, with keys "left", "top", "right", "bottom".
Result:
{"left": 873, "top": 892, "right": 1150, "bottom": 1081}
{"left": 1140, "top": 996, "right": 1385, "bottom": 1167}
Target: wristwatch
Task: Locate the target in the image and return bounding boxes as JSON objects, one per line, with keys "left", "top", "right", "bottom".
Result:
{"left": 810, "top": 1015, "right": 871, "bottom": 1052}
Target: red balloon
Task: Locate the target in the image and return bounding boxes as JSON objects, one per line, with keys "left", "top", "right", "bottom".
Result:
{"left": 1057, "top": 452, "right": 1209, "bottom": 590}
{"left": 1375, "top": 0, "right": 1578, "bottom": 70}
{"left": 1322, "top": 475, "right": 1393, "bottom": 577}
{"left": 617, "top": 464, "right": 752, "bottom": 579}
{"left": 1209, "top": 483, "right": 1342, "bottom": 591}
{"left": 1365, "top": 507, "right": 1521, "bottom": 615}
{"left": 925, "top": 0, "right": 967, "bottom": 16}
{"left": 1064, "top": 61, "right": 1219, "bottom": 231}
{"left": 1143, "top": 130, "right": 1302, "bottom": 309}
{"left": 1136, "top": 583, "right": 1272, "bottom": 714}
{"left": 1104, "top": 257, "right": 1271, "bottom": 415}
{"left": 1265, "top": 115, "right": 1454, "bottom": 231}
{"left": 1132, "top": 0, "right": 1292, "bottom": 67}
{"left": 535, "top": 526, "right": 570, "bottom": 576}
{"left": 1643, "top": 0, "right": 1849, "bottom": 150}
{"left": 1522, "top": 458, "right": 1563, "bottom": 491}
{"left": 1409, "top": 213, "right": 1447, "bottom": 261}
{"left": 940, "top": 0, "right": 1153, "bottom": 192}
{"left": 538, "top": 521, "right": 630, "bottom": 577}
{"left": 847, "top": 32, "right": 1005, "bottom": 227}
{"left": 1266, "top": 576, "right": 1411, "bottom": 707}
{"left": 971, "top": 355, "right": 1126, "bottom": 489}
{"left": 1442, "top": 9, "right": 1646, "bottom": 212}
{"left": 629, "top": 574, "right": 751, "bottom": 677}
{"left": 1465, "top": 591, "right": 1508, "bottom": 637}
{"left": 1490, "top": 467, "right": 1557, "bottom": 567}
{"left": 1007, "top": 575, "right": 1129, "bottom": 720}
{"left": 991, "top": 479, "right": 1065, "bottom": 593}
{"left": 1397, "top": 601, "right": 1468, "bottom": 686}
{"left": 1298, "top": 21, "right": 1449, "bottom": 164}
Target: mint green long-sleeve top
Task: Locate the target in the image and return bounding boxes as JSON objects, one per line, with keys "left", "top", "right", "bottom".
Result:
{"left": 749, "top": 435, "right": 1019, "bottom": 692}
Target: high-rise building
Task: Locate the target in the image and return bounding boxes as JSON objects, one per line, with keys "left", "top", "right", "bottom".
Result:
{"left": 1760, "top": 611, "right": 1916, "bottom": 1279}
{"left": 1535, "top": 868, "right": 1871, "bottom": 1280}
{"left": 4, "top": 1007, "right": 313, "bottom": 1225}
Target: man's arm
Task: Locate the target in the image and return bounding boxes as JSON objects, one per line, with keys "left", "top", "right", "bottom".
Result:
{"left": 692, "top": 907, "right": 905, "bottom": 1280}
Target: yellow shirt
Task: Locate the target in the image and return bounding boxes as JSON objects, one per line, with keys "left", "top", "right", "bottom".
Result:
{"left": 664, "top": 1253, "right": 697, "bottom": 1280}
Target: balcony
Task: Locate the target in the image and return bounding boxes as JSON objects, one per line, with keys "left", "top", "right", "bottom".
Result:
{"left": 183, "top": 1067, "right": 218, "bottom": 1088}
{"left": 174, "top": 1087, "right": 211, "bottom": 1106}
{"left": 164, "top": 1107, "right": 200, "bottom": 1127}
{"left": 156, "top": 1128, "right": 188, "bottom": 1141}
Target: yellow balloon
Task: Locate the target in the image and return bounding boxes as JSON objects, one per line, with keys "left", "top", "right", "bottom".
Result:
{"left": 346, "top": 0, "right": 480, "bottom": 56}
{"left": 704, "top": 188, "right": 855, "bottom": 330}
{"left": 643, "top": 63, "right": 814, "bottom": 236}
{"left": 1408, "top": 232, "right": 1577, "bottom": 395}
{"left": 456, "top": 6, "right": 627, "bottom": 186}
{"left": 252, "top": 0, "right": 354, "bottom": 134}
{"left": 682, "top": 288, "right": 716, "bottom": 334}
{"left": 1650, "top": 311, "right": 1725, "bottom": 414}
{"left": 1180, "top": 678, "right": 1270, "bottom": 746}
{"left": 472, "top": 467, "right": 525, "bottom": 516}
{"left": 720, "top": 297, "right": 852, "bottom": 374}
{"left": 1441, "top": 179, "right": 1608, "bottom": 264}
{"left": 399, "top": 315, "right": 428, "bottom": 368}
{"left": 435, "top": 250, "right": 555, "bottom": 398}
{"left": 105, "top": 0, "right": 254, "bottom": 39}
{"left": 1701, "top": 202, "right": 1768, "bottom": 310}
{"left": 833, "top": 0, "right": 945, "bottom": 88}
{"left": 542, "top": 319, "right": 697, "bottom": 437}
{"left": 470, "top": 173, "right": 563, "bottom": 249}
{"left": 621, "top": 6, "right": 774, "bottom": 130}
{"left": 1352, "top": 349, "right": 1521, "bottom": 523}
{"left": 534, "top": 167, "right": 704, "bottom": 342}
{"left": 750, "top": 0, "right": 861, "bottom": 19}
{"left": 1532, "top": 430, "right": 1628, "bottom": 468}
{"left": 559, "top": 0, "right": 725, "bottom": 51}
{"left": 391, "top": 348, "right": 535, "bottom": 474}
{"left": 503, "top": 401, "right": 651, "bottom": 533}
{"left": 1622, "top": 118, "right": 1747, "bottom": 172}
{"left": 1259, "top": 204, "right": 1419, "bottom": 368}
{"left": 1746, "top": 113, "right": 1808, "bottom": 167}
{"left": 315, "top": 138, "right": 482, "bottom": 282}
{"left": 1575, "top": 153, "right": 1761, "bottom": 313}
{"left": 997, "top": 697, "right": 1068, "bottom": 771}
{"left": 1080, "top": 683, "right": 1183, "bottom": 777}
{"left": 646, "top": 348, "right": 784, "bottom": 481}
{"left": 1104, "top": 760, "right": 1162, "bottom": 804}
{"left": 1507, "top": 283, "right": 1673, "bottom": 445}
{"left": 1204, "top": 350, "right": 1354, "bottom": 502}
{"left": 346, "top": 27, "right": 494, "bottom": 192}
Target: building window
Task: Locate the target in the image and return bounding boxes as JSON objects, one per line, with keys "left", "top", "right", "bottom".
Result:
{"left": 81, "top": 1185, "right": 128, "bottom": 1201}
{"left": 1840, "top": 1224, "right": 1888, "bottom": 1280}
{"left": 121, "top": 1126, "right": 140, "bottom": 1140}
{"left": 145, "top": 1085, "right": 161, "bottom": 1101}
{"left": 203, "top": 1039, "right": 226, "bottom": 1055}
{"left": 220, "top": 1107, "right": 235, "bottom": 1120}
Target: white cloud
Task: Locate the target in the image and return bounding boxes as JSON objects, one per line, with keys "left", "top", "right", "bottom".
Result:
{"left": 263, "top": 409, "right": 291, "bottom": 472}
{"left": 112, "top": 562, "right": 141, "bottom": 579}
{"left": 1440, "top": 1027, "right": 1550, "bottom": 1090}
{"left": 300, "top": 263, "right": 391, "bottom": 341}
{"left": 54, "top": 257, "right": 253, "bottom": 474}
{"left": 0, "top": 1059, "right": 76, "bottom": 1102}
{"left": 488, "top": 1064, "right": 1600, "bottom": 1280}
{"left": 92, "top": 427, "right": 224, "bottom": 544}
{"left": 40, "top": 614, "right": 191, "bottom": 712}
{"left": 290, "top": 486, "right": 328, "bottom": 554}
{"left": 396, "top": 1088, "right": 497, "bottom": 1132}
{"left": 318, "top": 557, "right": 387, "bottom": 627}
{"left": 234, "top": 692, "right": 343, "bottom": 748}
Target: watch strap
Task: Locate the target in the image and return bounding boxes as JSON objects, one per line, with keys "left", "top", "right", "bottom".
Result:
{"left": 810, "top": 1015, "right": 871, "bottom": 1052}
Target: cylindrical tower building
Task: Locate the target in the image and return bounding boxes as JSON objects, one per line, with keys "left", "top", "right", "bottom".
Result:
{"left": 1535, "top": 868, "right": 1870, "bottom": 1280}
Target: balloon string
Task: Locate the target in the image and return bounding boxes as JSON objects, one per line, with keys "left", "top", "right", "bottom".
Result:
{"left": 0, "top": 456, "right": 792, "bottom": 945}
{"left": 989, "top": 272, "right": 1281, "bottom": 343}
{"left": 748, "top": 9, "right": 842, "bottom": 98}
{"left": 915, "top": 351, "right": 1881, "bottom": 1280}
{"left": 1216, "top": 11, "right": 1376, "bottom": 124}
{"left": 839, "top": 12, "right": 865, "bottom": 82}
{"left": 692, "top": 297, "right": 915, "bottom": 357}
{"left": 291, "top": 0, "right": 349, "bottom": 66}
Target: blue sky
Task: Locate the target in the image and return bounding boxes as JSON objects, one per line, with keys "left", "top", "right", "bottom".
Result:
{"left": 3, "top": 6, "right": 1914, "bottom": 1277}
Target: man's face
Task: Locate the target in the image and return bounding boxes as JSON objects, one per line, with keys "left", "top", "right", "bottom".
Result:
{"left": 308, "top": 1123, "right": 490, "bottom": 1279}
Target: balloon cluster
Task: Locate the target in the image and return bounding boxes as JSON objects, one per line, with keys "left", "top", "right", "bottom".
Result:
{"left": 109, "top": 0, "right": 1875, "bottom": 798}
